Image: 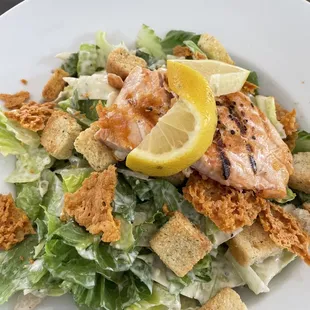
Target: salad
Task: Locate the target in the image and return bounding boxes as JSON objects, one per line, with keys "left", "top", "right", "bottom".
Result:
{"left": 0, "top": 24, "right": 309, "bottom": 310}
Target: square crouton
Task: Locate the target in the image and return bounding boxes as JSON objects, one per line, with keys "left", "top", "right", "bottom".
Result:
{"left": 227, "top": 222, "right": 281, "bottom": 266}
{"left": 41, "top": 110, "right": 82, "bottom": 160}
{"left": 42, "top": 68, "right": 69, "bottom": 101}
{"left": 106, "top": 48, "right": 147, "bottom": 80}
{"left": 289, "top": 152, "right": 310, "bottom": 194}
{"left": 199, "top": 288, "right": 247, "bottom": 310}
{"left": 150, "top": 212, "right": 212, "bottom": 277}
{"left": 74, "top": 125, "right": 116, "bottom": 171}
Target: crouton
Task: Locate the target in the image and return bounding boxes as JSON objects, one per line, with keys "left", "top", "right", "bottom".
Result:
{"left": 198, "top": 33, "right": 234, "bottom": 64}
{"left": 107, "top": 73, "right": 124, "bottom": 89}
{"left": 183, "top": 173, "right": 267, "bottom": 233}
{"left": 303, "top": 202, "right": 310, "bottom": 213}
{"left": 63, "top": 165, "right": 121, "bottom": 242}
{"left": 259, "top": 203, "right": 310, "bottom": 264}
{"left": 227, "top": 222, "right": 281, "bottom": 266}
{"left": 0, "top": 90, "right": 30, "bottom": 109}
{"left": 0, "top": 194, "right": 35, "bottom": 250}
{"left": 289, "top": 152, "right": 310, "bottom": 194}
{"left": 106, "top": 48, "right": 147, "bottom": 79}
{"left": 20, "top": 79, "right": 28, "bottom": 85}
{"left": 74, "top": 125, "right": 116, "bottom": 171}
{"left": 41, "top": 110, "right": 82, "bottom": 159}
{"left": 5, "top": 101, "right": 55, "bottom": 131}
{"left": 42, "top": 68, "right": 69, "bottom": 101}
{"left": 150, "top": 211, "right": 212, "bottom": 277}
{"left": 199, "top": 288, "right": 247, "bottom": 310}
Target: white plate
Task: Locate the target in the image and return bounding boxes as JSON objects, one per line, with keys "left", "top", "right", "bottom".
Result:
{"left": 1, "top": 0, "right": 310, "bottom": 309}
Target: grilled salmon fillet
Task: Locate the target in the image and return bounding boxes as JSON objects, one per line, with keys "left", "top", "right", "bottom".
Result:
{"left": 96, "top": 67, "right": 173, "bottom": 159}
{"left": 193, "top": 92, "right": 293, "bottom": 199}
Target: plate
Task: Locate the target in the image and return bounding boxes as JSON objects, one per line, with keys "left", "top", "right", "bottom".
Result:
{"left": 0, "top": 0, "right": 309, "bottom": 309}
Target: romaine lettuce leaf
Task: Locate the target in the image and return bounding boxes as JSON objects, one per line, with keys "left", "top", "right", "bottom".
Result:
{"left": 41, "top": 170, "right": 64, "bottom": 217}
{"left": 56, "top": 167, "right": 92, "bottom": 193}
{"left": 77, "top": 44, "right": 98, "bottom": 76}
{"left": 130, "top": 258, "right": 153, "bottom": 293}
{"left": 255, "top": 95, "right": 286, "bottom": 138}
{"left": 274, "top": 187, "right": 296, "bottom": 204}
{"left": 161, "top": 30, "right": 200, "bottom": 55}
{"left": 192, "top": 255, "right": 212, "bottom": 282}
{"left": 136, "top": 24, "right": 165, "bottom": 60}
{"left": 6, "top": 148, "right": 51, "bottom": 183}
{"left": 294, "top": 130, "right": 310, "bottom": 153}
{"left": 247, "top": 71, "right": 259, "bottom": 87}
{"left": 111, "top": 216, "right": 135, "bottom": 251}
{"left": 16, "top": 181, "right": 44, "bottom": 221}
{"left": 61, "top": 53, "right": 78, "bottom": 77}
{"left": 0, "top": 235, "right": 38, "bottom": 304}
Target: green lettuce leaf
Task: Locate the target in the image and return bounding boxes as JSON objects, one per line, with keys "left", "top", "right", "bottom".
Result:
{"left": 192, "top": 255, "right": 212, "bottom": 282}
{"left": 111, "top": 216, "right": 135, "bottom": 251}
{"left": 130, "top": 258, "right": 153, "bottom": 293}
{"left": 294, "top": 130, "right": 310, "bottom": 153}
{"left": 0, "top": 235, "right": 38, "bottom": 304}
{"left": 255, "top": 95, "right": 286, "bottom": 138}
{"left": 16, "top": 181, "right": 44, "bottom": 221}
{"left": 77, "top": 44, "right": 98, "bottom": 76}
{"left": 57, "top": 167, "right": 92, "bottom": 193}
{"left": 61, "top": 53, "right": 78, "bottom": 77}
{"left": 42, "top": 170, "right": 64, "bottom": 216}
{"left": 6, "top": 148, "right": 51, "bottom": 183}
{"left": 274, "top": 187, "right": 296, "bottom": 204}
{"left": 136, "top": 24, "right": 165, "bottom": 60}
{"left": 161, "top": 30, "right": 200, "bottom": 55}
{"left": 247, "top": 71, "right": 259, "bottom": 87}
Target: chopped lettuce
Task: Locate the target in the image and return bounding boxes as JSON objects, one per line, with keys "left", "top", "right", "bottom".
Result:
{"left": 16, "top": 181, "right": 44, "bottom": 221}
{"left": 130, "top": 258, "right": 153, "bottom": 293}
{"left": 111, "top": 216, "right": 135, "bottom": 251}
{"left": 136, "top": 24, "right": 165, "bottom": 60}
{"left": 6, "top": 148, "right": 51, "bottom": 183}
{"left": 183, "top": 40, "right": 207, "bottom": 58}
{"left": 247, "top": 71, "right": 259, "bottom": 87}
{"left": 0, "top": 236, "right": 38, "bottom": 304}
{"left": 274, "top": 187, "right": 296, "bottom": 204}
{"left": 161, "top": 30, "right": 200, "bottom": 55}
{"left": 255, "top": 95, "right": 287, "bottom": 138}
{"left": 294, "top": 130, "right": 310, "bottom": 153}
{"left": 61, "top": 53, "right": 79, "bottom": 77}
{"left": 63, "top": 72, "right": 117, "bottom": 100}
{"left": 56, "top": 167, "right": 92, "bottom": 193}
{"left": 41, "top": 170, "right": 64, "bottom": 217}
{"left": 77, "top": 44, "right": 98, "bottom": 76}
{"left": 225, "top": 250, "right": 269, "bottom": 294}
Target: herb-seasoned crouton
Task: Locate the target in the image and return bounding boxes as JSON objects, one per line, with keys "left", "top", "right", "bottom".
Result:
{"left": 150, "top": 212, "right": 212, "bottom": 277}
{"left": 106, "top": 48, "right": 147, "bottom": 80}
{"left": 63, "top": 165, "right": 121, "bottom": 242}
{"left": 107, "top": 73, "right": 124, "bottom": 89}
{"left": 74, "top": 125, "right": 116, "bottom": 171}
{"left": 0, "top": 194, "right": 35, "bottom": 250}
{"left": 289, "top": 152, "right": 310, "bottom": 194}
{"left": 0, "top": 91, "right": 30, "bottom": 109}
{"left": 198, "top": 33, "right": 234, "bottom": 64}
{"left": 227, "top": 222, "right": 281, "bottom": 266}
{"left": 41, "top": 110, "right": 82, "bottom": 160}
{"left": 42, "top": 68, "right": 69, "bottom": 101}
{"left": 199, "top": 288, "right": 247, "bottom": 310}
{"left": 183, "top": 173, "right": 267, "bottom": 233}
{"left": 5, "top": 101, "right": 55, "bottom": 132}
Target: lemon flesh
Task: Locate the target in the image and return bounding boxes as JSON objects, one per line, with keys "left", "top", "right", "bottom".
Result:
{"left": 169, "top": 59, "right": 250, "bottom": 96}
{"left": 126, "top": 62, "right": 217, "bottom": 177}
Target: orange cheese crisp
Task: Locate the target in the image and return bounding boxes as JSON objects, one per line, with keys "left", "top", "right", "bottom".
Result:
{"left": 5, "top": 101, "right": 55, "bottom": 132}
{"left": 259, "top": 203, "right": 310, "bottom": 265}
{"left": 0, "top": 91, "right": 30, "bottom": 109}
{"left": 183, "top": 173, "right": 266, "bottom": 233}
{"left": 0, "top": 194, "right": 35, "bottom": 250}
{"left": 63, "top": 165, "right": 121, "bottom": 242}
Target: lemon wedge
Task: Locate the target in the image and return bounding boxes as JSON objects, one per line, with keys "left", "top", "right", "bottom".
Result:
{"left": 169, "top": 59, "right": 250, "bottom": 96}
{"left": 126, "top": 61, "right": 217, "bottom": 177}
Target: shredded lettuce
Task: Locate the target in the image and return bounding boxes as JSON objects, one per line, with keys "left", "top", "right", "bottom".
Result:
{"left": 61, "top": 53, "right": 78, "bottom": 77}
{"left": 56, "top": 167, "right": 92, "bottom": 193}
{"left": 255, "top": 95, "right": 287, "bottom": 138}
{"left": 6, "top": 148, "right": 51, "bottom": 184}
{"left": 77, "top": 44, "right": 98, "bottom": 76}
{"left": 161, "top": 30, "right": 200, "bottom": 55}
{"left": 136, "top": 24, "right": 166, "bottom": 60}
{"left": 294, "top": 130, "right": 310, "bottom": 153}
